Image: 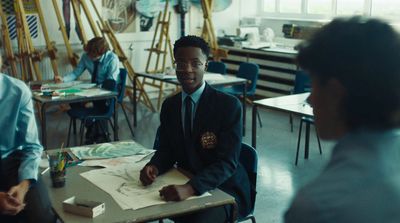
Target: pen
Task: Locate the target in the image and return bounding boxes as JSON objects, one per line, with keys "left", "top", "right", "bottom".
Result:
{"left": 41, "top": 167, "right": 50, "bottom": 175}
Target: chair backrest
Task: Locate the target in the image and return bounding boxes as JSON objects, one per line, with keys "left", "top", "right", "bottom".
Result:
{"left": 207, "top": 61, "right": 227, "bottom": 75}
{"left": 293, "top": 70, "right": 311, "bottom": 94}
{"left": 153, "top": 126, "right": 161, "bottom": 150}
{"left": 239, "top": 143, "right": 258, "bottom": 213}
{"left": 117, "top": 68, "right": 128, "bottom": 103}
{"left": 234, "top": 62, "right": 259, "bottom": 95}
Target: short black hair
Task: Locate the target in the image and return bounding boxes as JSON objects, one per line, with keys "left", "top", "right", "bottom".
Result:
{"left": 173, "top": 35, "right": 210, "bottom": 58}
{"left": 297, "top": 16, "right": 400, "bottom": 129}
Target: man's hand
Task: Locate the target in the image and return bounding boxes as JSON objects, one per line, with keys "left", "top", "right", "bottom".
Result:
{"left": 140, "top": 165, "right": 159, "bottom": 186}
{"left": 159, "top": 184, "right": 195, "bottom": 201}
{"left": 0, "top": 191, "right": 25, "bottom": 216}
{"left": 54, "top": 75, "right": 63, "bottom": 83}
{"left": 7, "top": 180, "right": 30, "bottom": 206}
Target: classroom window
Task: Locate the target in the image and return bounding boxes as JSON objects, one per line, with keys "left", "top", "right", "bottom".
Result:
{"left": 263, "top": 0, "right": 276, "bottom": 12}
{"left": 371, "top": 0, "right": 400, "bottom": 21}
{"left": 279, "top": 0, "right": 302, "bottom": 13}
{"left": 258, "top": 0, "right": 400, "bottom": 22}
{"left": 336, "top": 0, "right": 364, "bottom": 15}
{"left": 307, "top": 0, "right": 333, "bottom": 15}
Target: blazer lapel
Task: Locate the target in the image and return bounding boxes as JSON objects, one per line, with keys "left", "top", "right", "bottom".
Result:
{"left": 193, "top": 84, "right": 214, "bottom": 138}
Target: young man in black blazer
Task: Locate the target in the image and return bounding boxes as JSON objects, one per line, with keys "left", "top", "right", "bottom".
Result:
{"left": 140, "top": 35, "right": 251, "bottom": 222}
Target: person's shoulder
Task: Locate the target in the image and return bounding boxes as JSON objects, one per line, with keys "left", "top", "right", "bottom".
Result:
{"left": 104, "top": 50, "right": 119, "bottom": 61}
{"left": 1, "top": 73, "right": 29, "bottom": 91}
{"left": 164, "top": 91, "right": 181, "bottom": 103}
{"left": 211, "top": 86, "right": 241, "bottom": 106}
{"left": 0, "top": 73, "right": 31, "bottom": 99}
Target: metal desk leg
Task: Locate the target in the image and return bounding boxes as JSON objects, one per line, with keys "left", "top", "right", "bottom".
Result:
{"left": 230, "top": 202, "right": 238, "bottom": 223}
{"left": 304, "top": 122, "right": 310, "bottom": 159}
{"left": 252, "top": 104, "right": 257, "bottom": 149}
{"left": 242, "top": 82, "right": 247, "bottom": 136}
{"left": 133, "top": 75, "right": 137, "bottom": 127}
{"left": 114, "top": 97, "right": 119, "bottom": 141}
{"left": 41, "top": 103, "right": 47, "bottom": 149}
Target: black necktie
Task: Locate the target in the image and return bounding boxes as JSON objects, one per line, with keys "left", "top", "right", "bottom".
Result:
{"left": 184, "top": 96, "right": 192, "bottom": 138}
{"left": 91, "top": 60, "right": 99, "bottom": 84}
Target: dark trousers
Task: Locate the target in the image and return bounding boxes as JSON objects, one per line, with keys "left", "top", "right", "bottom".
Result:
{"left": 70, "top": 100, "right": 110, "bottom": 137}
{"left": 0, "top": 151, "right": 56, "bottom": 223}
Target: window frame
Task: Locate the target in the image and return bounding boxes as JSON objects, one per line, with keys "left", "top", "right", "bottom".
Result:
{"left": 258, "top": 0, "right": 387, "bottom": 21}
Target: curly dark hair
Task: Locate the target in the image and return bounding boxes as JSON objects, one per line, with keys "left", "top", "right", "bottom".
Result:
{"left": 173, "top": 35, "right": 210, "bottom": 58}
{"left": 297, "top": 16, "right": 400, "bottom": 129}
{"left": 84, "top": 37, "right": 109, "bottom": 57}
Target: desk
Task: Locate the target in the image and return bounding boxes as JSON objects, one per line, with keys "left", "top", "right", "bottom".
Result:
{"left": 43, "top": 156, "right": 237, "bottom": 222}
{"left": 32, "top": 90, "right": 118, "bottom": 149}
{"left": 133, "top": 72, "right": 248, "bottom": 134}
{"left": 252, "top": 93, "right": 312, "bottom": 150}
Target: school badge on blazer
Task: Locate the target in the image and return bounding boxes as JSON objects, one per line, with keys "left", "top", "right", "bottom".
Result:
{"left": 200, "top": 132, "right": 217, "bottom": 149}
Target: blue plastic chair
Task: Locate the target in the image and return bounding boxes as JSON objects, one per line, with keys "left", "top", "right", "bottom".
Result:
{"left": 66, "top": 69, "right": 131, "bottom": 146}
{"left": 117, "top": 69, "right": 135, "bottom": 138}
{"left": 223, "top": 62, "right": 259, "bottom": 97}
{"left": 222, "top": 62, "right": 262, "bottom": 127}
{"left": 238, "top": 143, "right": 258, "bottom": 223}
{"left": 207, "top": 61, "right": 227, "bottom": 75}
{"left": 290, "top": 71, "right": 322, "bottom": 165}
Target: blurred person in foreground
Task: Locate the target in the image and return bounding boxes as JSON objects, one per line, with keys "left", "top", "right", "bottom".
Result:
{"left": 285, "top": 16, "right": 400, "bottom": 223}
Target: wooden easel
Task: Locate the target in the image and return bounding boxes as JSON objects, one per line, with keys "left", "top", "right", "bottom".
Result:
{"left": 200, "top": 0, "right": 227, "bottom": 61}
{"left": 14, "top": 0, "right": 43, "bottom": 81}
{"left": 88, "top": 0, "right": 155, "bottom": 112}
{"left": 51, "top": 0, "right": 79, "bottom": 67}
{"left": 71, "top": 0, "right": 87, "bottom": 45}
{"left": 0, "top": 2, "right": 18, "bottom": 78}
{"left": 34, "top": 0, "right": 60, "bottom": 78}
{"left": 142, "top": 0, "right": 175, "bottom": 110}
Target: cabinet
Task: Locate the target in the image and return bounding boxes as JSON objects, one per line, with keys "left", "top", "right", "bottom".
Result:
{"left": 220, "top": 46, "right": 298, "bottom": 98}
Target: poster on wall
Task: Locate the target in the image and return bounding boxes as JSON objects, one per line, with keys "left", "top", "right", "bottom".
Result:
{"left": 136, "top": 0, "right": 166, "bottom": 32}
{"left": 2, "top": 0, "right": 39, "bottom": 40}
{"left": 102, "top": 0, "right": 137, "bottom": 33}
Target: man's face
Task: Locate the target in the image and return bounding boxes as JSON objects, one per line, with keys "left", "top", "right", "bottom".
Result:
{"left": 88, "top": 52, "right": 101, "bottom": 61}
{"left": 309, "top": 76, "right": 347, "bottom": 140}
{"left": 174, "top": 47, "right": 207, "bottom": 94}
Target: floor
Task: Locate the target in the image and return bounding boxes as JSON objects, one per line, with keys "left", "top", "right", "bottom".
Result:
{"left": 43, "top": 100, "right": 335, "bottom": 223}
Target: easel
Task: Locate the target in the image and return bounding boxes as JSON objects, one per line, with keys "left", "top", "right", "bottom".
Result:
{"left": 142, "top": 0, "right": 175, "bottom": 110}
{"left": 71, "top": 0, "right": 88, "bottom": 45}
{"left": 200, "top": 0, "right": 228, "bottom": 61}
{"left": 34, "top": 0, "right": 60, "bottom": 77}
{"left": 51, "top": 0, "right": 79, "bottom": 67}
{"left": 0, "top": 2, "right": 18, "bottom": 78}
{"left": 87, "top": 0, "right": 155, "bottom": 112}
{"left": 14, "top": 0, "right": 43, "bottom": 81}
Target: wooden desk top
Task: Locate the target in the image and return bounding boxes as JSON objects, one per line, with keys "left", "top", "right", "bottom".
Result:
{"left": 43, "top": 142, "right": 236, "bottom": 223}
{"left": 254, "top": 93, "right": 313, "bottom": 117}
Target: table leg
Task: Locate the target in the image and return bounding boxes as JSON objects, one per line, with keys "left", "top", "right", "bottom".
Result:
{"left": 230, "top": 202, "right": 238, "bottom": 223}
{"left": 41, "top": 103, "right": 47, "bottom": 149}
{"left": 242, "top": 82, "right": 246, "bottom": 136}
{"left": 252, "top": 105, "right": 257, "bottom": 149}
{"left": 133, "top": 75, "right": 137, "bottom": 127}
{"left": 304, "top": 122, "right": 310, "bottom": 159}
{"left": 114, "top": 96, "right": 119, "bottom": 141}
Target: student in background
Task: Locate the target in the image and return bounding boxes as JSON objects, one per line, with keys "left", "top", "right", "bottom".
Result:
{"left": 140, "top": 35, "right": 251, "bottom": 223}
{"left": 285, "top": 16, "right": 400, "bottom": 223}
{"left": 0, "top": 56, "right": 55, "bottom": 222}
{"left": 55, "top": 37, "right": 119, "bottom": 144}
